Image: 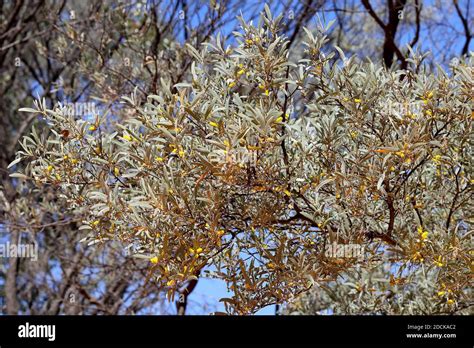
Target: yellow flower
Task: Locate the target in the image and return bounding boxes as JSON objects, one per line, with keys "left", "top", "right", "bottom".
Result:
{"left": 417, "top": 226, "right": 428, "bottom": 240}
{"left": 70, "top": 158, "right": 78, "bottom": 165}
{"left": 283, "top": 189, "right": 292, "bottom": 197}
{"left": 245, "top": 39, "right": 253, "bottom": 45}
{"left": 312, "top": 66, "right": 322, "bottom": 74}
{"left": 209, "top": 121, "right": 218, "bottom": 127}
{"left": 414, "top": 202, "right": 424, "bottom": 210}
{"left": 166, "top": 279, "right": 175, "bottom": 287}
{"left": 63, "top": 155, "right": 69, "bottom": 160}
{"left": 189, "top": 247, "right": 203, "bottom": 256}
{"left": 432, "top": 154, "right": 442, "bottom": 164}
{"left": 354, "top": 98, "right": 362, "bottom": 103}
{"left": 91, "top": 220, "right": 100, "bottom": 227}
{"left": 89, "top": 125, "right": 97, "bottom": 131}
{"left": 114, "top": 167, "right": 120, "bottom": 176}
{"left": 237, "top": 69, "right": 246, "bottom": 76}
{"left": 437, "top": 291, "right": 446, "bottom": 297}
{"left": 155, "top": 156, "right": 164, "bottom": 162}
{"left": 434, "top": 256, "right": 444, "bottom": 267}
{"left": 447, "top": 299, "right": 454, "bottom": 305}
{"left": 421, "top": 92, "right": 433, "bottom": 104}
{"left": 258, "top": 84, "right": 265, "bottom": 90}
{"left": 150, "top": 256, "right": 158, "bottom": 264}
{"left": 178, "top": 150, "right": 185, "bottom": 158}
{"left": 123, "top": 134, "right": 132, "bottom": 141}
{"left": 412, "top": 251, "right": 424, "bottom": 262}
{"left": 395, "top": 151, "right": 405, "bottom": 158}
{"left": 228, "top": 81, "right": 236, "bottom": 88}
{"left": 264, "top": 89, "right": 270, "bottom": 96}
{"left": 275, "top": 116, "right": 283, "bottom": 123}
{"left": 425, "top": 110, "right": 432, "bottom": 116}
{"left": 47, "top": 165, "right": 54, "bottom": 172}
{"left": 247, "top": 145, "right": 260, "bottom": 151}
{"left": 55, "top": 173, "right": 61, "bottom": 181}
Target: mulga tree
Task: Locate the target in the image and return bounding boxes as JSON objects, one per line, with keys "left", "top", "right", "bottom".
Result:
{"left": 10, "top": 5, "right": 473, "bottom": 315}
{"left": 1, "top": 0, "right": 326, "bottom": 315}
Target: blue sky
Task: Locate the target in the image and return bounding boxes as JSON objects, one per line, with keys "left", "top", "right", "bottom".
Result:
{"left": 190, "top": 278, "right": 276, "bottom": 315}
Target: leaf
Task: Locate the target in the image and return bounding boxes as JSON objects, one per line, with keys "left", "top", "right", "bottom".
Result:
{"left": 18, "top": 107, "right": 38, "bottom": 113}
{"left": 334, "top": 46, "right": 346, "bottom": 63}
{"left": 377, "top": 174, "right": 385, "bottom": 192}
{"left": 88, "top": 191, "right": 108, "bottom": 202}
{"left": 314, "top": 178, "right": 335, "bottom": 193}
{"left": 173, "top": 82, "right": 192, "bottom": 89}
{"left": 129, "top": 201, "right": 153, "bottom": 209}
{"left": 185, "top": 43, "right": 202, "bottom": 63}
{"left": 303, "top": 27, "right": 315, "bottom": 43}
{"left": 264, "top": 3, "right": 272, "bottom": 20}
{"left": 9, "top": 173, "right": 29, "bottom": 179}
{"left": 7, "top": 157, "right": 22, "bottom": 169}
